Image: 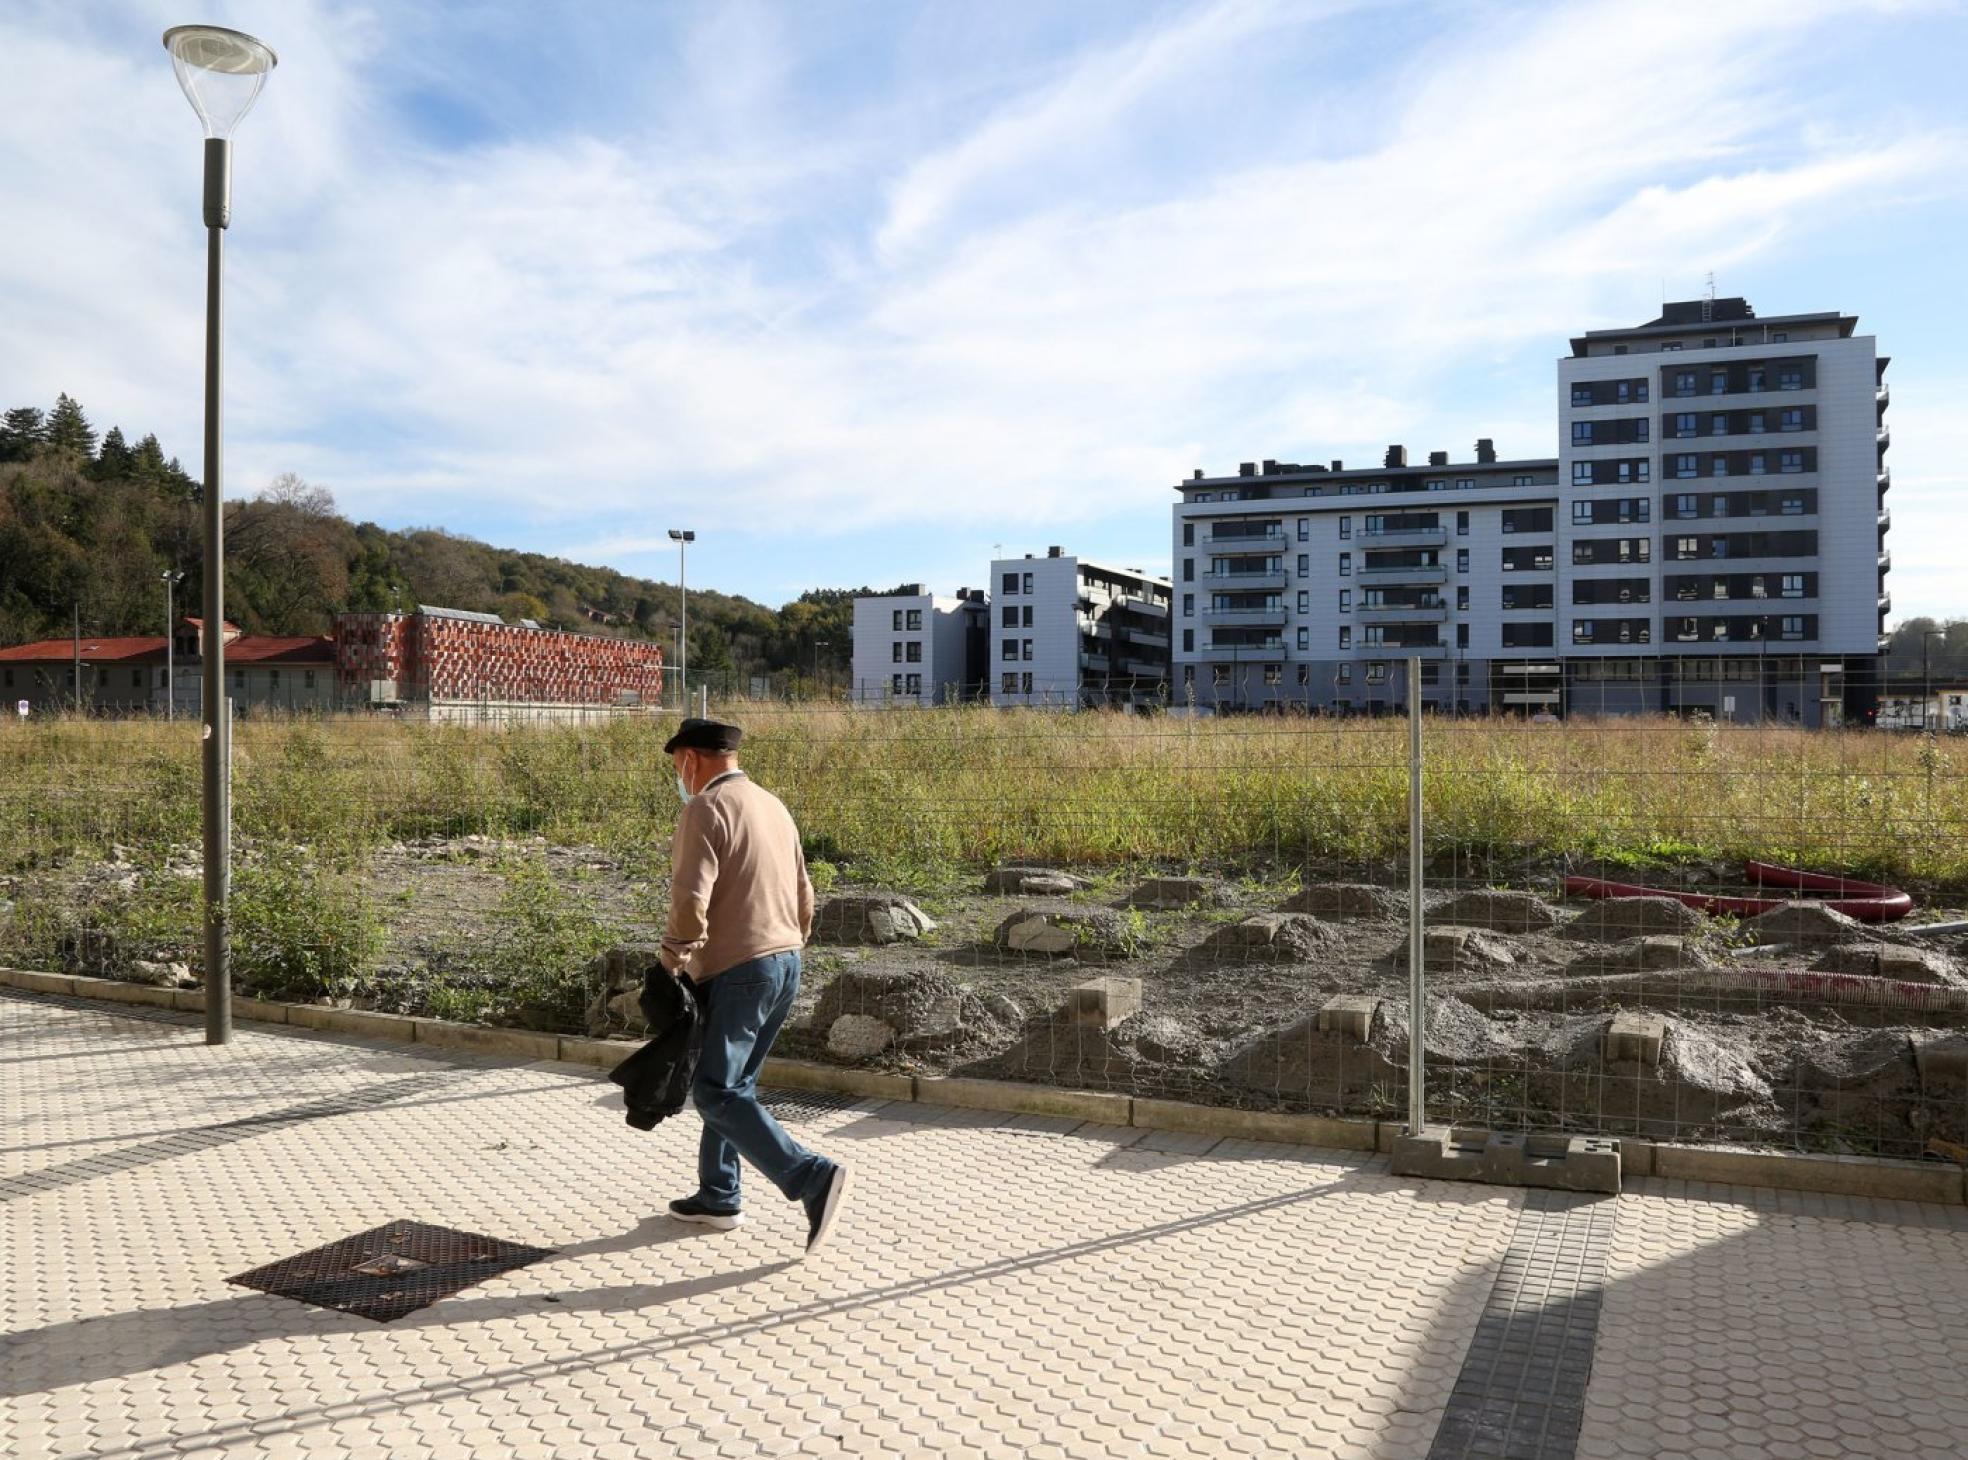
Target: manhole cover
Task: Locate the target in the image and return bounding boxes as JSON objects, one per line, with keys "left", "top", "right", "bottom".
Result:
{"left": 228, "top": 1220, "right": 555, "bottom": 1322}
{"left": 757, "top": 1087, "right": 864, "bottom": 1120}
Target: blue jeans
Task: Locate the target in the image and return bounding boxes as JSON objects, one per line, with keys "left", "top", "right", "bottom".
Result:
{"left": 691, "top": 951, "right": 830, "bottom": 1210}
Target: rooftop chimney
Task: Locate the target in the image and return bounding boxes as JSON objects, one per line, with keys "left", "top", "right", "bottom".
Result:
{"left": 1427, "top": 450, "right": 1448, "bottom": 467}
{"left": 1192, "top": 468, "right": 1203, "bottom": 480}
{"left": 1261, "top": 459, "right": 1277, "bottom": 475}
{"left": 1475, "top": 437, "right": 1497, "bottom": 464}
{"left": 1384, "top": 445, "right": 1408, "bottom": 469}
{"left": 1330, "top": 459, "right": 1343, "bottom": 472}
{"left": 1238, "top": 461, "right": 1256, "bottom": 477}
{"left": 1047, "top": 545, "right": 1063, "bottom": 558}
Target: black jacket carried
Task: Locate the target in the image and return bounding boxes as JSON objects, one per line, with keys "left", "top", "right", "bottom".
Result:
{"left": 607, "top": 968, "right": 703, "bottom": 1130}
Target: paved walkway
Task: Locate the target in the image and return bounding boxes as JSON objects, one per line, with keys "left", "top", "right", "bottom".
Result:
{"left": 4, "top": 990, "right": 1967, "bottom": 1460}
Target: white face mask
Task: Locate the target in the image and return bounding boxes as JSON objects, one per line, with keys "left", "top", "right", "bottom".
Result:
{"left": 676, "top": 772, "right": 693, "bottom": 805}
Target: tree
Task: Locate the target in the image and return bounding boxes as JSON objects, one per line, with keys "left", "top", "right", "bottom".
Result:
{"left": 93, "top": 426, "right": 134, "bottom": 480}
{"left": 44, "top": 393, "right": 97, "bottom": 457}
{"left": 260, "top": 471, "right": 337, "bottom": 518}
{"left": 0, "top": 406, "right": 45, "bottom": 462}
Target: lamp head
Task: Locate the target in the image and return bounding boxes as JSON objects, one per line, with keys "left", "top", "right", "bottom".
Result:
{"left": 668, "top": 529, "right": 695, "bottom": 543}
{"left": 163, "top": 25, "right": 277, "bottom": 139}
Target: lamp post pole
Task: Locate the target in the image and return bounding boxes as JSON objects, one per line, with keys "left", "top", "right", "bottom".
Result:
{"left": 668, "top": 528, "right": 694, "bottom": 711}
{"left": 1924, "top": 628, "right": 1945, "bottom": 732}
{"left": 164, "top": 24, "right": 276, "bottom": 1046}
{"left": 162, "top": 571, "right": 183, "bottom": 719}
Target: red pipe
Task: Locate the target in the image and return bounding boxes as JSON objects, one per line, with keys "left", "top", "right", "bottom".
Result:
{"left": 1563, "top": 860, "right": 1913, "bottom": 923}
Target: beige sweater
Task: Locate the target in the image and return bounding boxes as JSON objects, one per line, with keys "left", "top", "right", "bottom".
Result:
{"left": 661, "top": 771, "right": 814, "bottom": 981}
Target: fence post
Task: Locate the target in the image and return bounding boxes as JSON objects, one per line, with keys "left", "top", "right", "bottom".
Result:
{"left": 1407, "top": 654, "right": 1426, "bottom": 1136}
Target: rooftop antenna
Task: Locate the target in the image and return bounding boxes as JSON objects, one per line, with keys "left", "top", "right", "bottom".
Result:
{"left": 1701, "top": 271, "right": 1716, "bottom": 323}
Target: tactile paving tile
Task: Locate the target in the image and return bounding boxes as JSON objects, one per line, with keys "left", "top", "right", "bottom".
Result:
{"left": 1429, "top": 1189, "right": 1616, "bottom": 1460}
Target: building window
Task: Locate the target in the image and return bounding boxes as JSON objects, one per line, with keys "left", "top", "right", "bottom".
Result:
{"left": 1182, "top": 523, "right": 1194, "bottom": 547}
{"left": 1456, "top": 623, "right": 1469, "bottom": 649}
{"left": 1181, "top": 594, "right": 1194, "bottom": 617}
{"left": 1339, "top": 590, "right": 1351, "bottom": 612}
{"left": 1022, "top": 640, "right": 1034, "bottom": 661}
{"left": 1021, "top": 672, "right": 1034, "bottom": 693}
{"left": 1338, "top": 626, "right": 1351, "bottom": 649}
{"left": 891, "top": 609, "right": 903, "bottom": 631}
{"left": 1780, "top": 408, "right": 1805, "bottom": 432}
{"left": 1002, "top": 607, "right": 1017, "bottom": 627}
{"left": 1778, "top": 369, "right": 1803, "bottom": 390}
{"left": 234, "top": 670, "right": 245, "bottom": 688}
{"left": 1572, "top": 500, "right": 1593, "bottom": 523}
{"left": 893, "top": 642, "right": 904, "bottom": 663}
{"left": 1366, "top": 662, "right": 1388, "bottom": 685}
{"left": 1339, "top": 517, "right": 1351, "bottom": 539}
{"left": 1675, "top": 454, "right": 1699, "bottom": 479}
{"left": 1674, "top": 413, "right": 1697, "bottom": 437}
{"left": 1573, "top": 462, "right": 1593, "bottom": 484}
{"left": 1001, "top": 573, "right": 1017, "bottom": 595}
{"left": 1781, "top": 574, "right": 1805, "bottom": 598}
{"left": 1456, "top": 549, "right": 1469, "bottom": 573}
{"left": 905, "top": 642, "right": 922, "bottom": 663}
{"left": 1182, "top": 560, "right": 1194, "bottom": 582}
{"left": 1780, "top": 494, "right": 1807, "bottom": 515}
{"left": 1296, "top": 590, "right": 1310, "bottom": 613}
{"left": 1710, "top": 414, "right": 1729, "bottom": 435}
{"left": 1571, "top": 422, "right": 1594, "bottom": 445}
{"left": 132, "top": 669, "right": 144, "bottom": 687}
{"left": 1338, "top": 553, "right": 1350, "bottom": 577}
{"left": 1779, "top": 451, "right": 1804, "bottom": 474}
{"left": 905, "top": 673, "right": 922, "bottom": 694}
{"left": 1296, "top": 628, "right": 1309, "bottom": 650}
{"left": 1710, "top": 372, "right": 1728, "bottom": 395}
{"left": 304, "top": 670, "right": 316, "bottom": 689}
{"left": 1000, "top": 638, "right": 1017, "bottom": 660}
{"left": 1336, "top": 663, "right": 1352, "bottom": 684}
{"left": 1747, "top": 453, "right": 1767, "bottom": 475}
{"left": 1297, "top": 664, "right": 1312, "bottom": 686}
{"left": 1457, "top": 585, "right": 1469, "bottom": 611}
{"left": 1021, "top": 573, "right": 1034, "bottom": 594}
{"left": 905, "top": 609, "right": 922, "bottom": 631}
{"left": 1456, "top": 510, "right": 1470, "bottom": 535}
{"left": 1673, "top": 371, "right": 1697, "bottom": 396}
{"left": 1001, "top": 672, "right": 1017, "bottom": 695}
{"left": 1781, "top": 617, "right": 1804, "bottom": 639}
{"left": 1023, "top": 606, "right": 1034, "bottom": 627}
{"left": 1182, "top": 629, "right": 1194, "bottom": 653}
{"left": 1296, "top": 518, "right": 1309, "bottom": 542}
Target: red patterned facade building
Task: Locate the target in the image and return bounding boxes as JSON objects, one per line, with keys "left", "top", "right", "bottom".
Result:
{"left": 335, "top": 607, "right": 664, "bottom": 719}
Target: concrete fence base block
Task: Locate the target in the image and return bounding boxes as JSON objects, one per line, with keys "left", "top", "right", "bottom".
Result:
{"left": 69, "top": 976, "right": 181, "bottom": 1010}
{"left": 1391, "top": 1126, "right": 1622, "bottom": 1195}
{"left": 287, "top": 1005, "right": 421, "bottom": 1041}
{"left": 919, "top": 1076, "right": 1131, "bottom": 1126}
{"left": 1604, "top": 1011, "right": 1667, "bottom": 1067}
{"left": 1651, "top": 1143, "right": 1965, "bottom": 1203}
{"left": 760, "top": 1057, "right": 915, "bottom": 1103}
{"left": 232, "top": 997, "right": 291, "bottom": 1025}
{"left": 1131, "top": 1098, "right": 1379, "bottom": 1152}
{"left": 1065, "top": 977, "right": 1142, "bottom": 1030}
{"left": 1, "top": 968, "right": 77, "bottom": 996}
{"left": 1316, "top": 994, "right": 1380, "bottom": 1042}
{"left": 557, "top": 1035, "right": 642, "bottom": 1069}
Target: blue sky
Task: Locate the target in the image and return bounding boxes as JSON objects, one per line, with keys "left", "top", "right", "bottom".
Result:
{"left": 4, "top": 0, "right": 1966, "bottom": 619}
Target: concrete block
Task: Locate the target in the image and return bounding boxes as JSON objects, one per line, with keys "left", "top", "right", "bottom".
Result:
{"left": 919, "top": 1077, "right": 1131, "bottom": 1126}
{"left": 1390, "top": 1126, "right": 1622, "bottom": 1194}
{"left": 169, "top": 989, "right": 206, "bottom": 1013}
{"left": 1376, "top": 1121, "right": 1401, "bottom": 1154}
{"left": 233, "top": 997, "right": 290, "bottom": 1025}
{"left": 287, "top": 1005, "right": 420, "bottom": 1042}
{"left": 413, "top": 1020, "right": 558, "bottom": 1060}
{"left": 70, "top": 977, "right": 180, "bottom": 1009}
{"left": 1604, "top": 1011, "right": 1667, "bottom": 1066}
{"left": 760, "top": 1057, "right": 915, "bottom": 1103}
{"left": 1131, "top": 1097, "right": 1378, "bottom": 1152}
{"left": 1065, "top": 976, "right": 1142, "bottom": 1030}
{"left": 557, "top": 1035, "right": 643, "bottom": 1069}
{"left": 1911, "top": 1032, "right": 1968, "bottom": 1087}
{"left": 1316, "top": 994, "right": 1380, "bottom": 1042}
{"left": 0, "top": 967, "right": 76, "bottom": 996}
{"left": 1651, "top": 1144, "right": 1965, "bottom": 1203}
{"left": 1620, "top": 1138, "right": 1658, "bottom": 1178}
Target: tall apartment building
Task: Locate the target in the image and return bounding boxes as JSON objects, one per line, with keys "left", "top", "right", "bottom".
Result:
{"left": 849, "top": 585, "right": 989, "bottom": 705}
{"left": 1558, "top": 297, "right": 1889, "bottom": 724}
{"left": 989, "top": 549, "right": 1172, "bottom": 708}
{"left": 1170, "top": 297, "right": 1890, "bottom": 723}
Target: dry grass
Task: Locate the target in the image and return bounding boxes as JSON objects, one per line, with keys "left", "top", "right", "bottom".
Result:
{"left": 2, "top": 705, "right": 1964, "bottom": 888}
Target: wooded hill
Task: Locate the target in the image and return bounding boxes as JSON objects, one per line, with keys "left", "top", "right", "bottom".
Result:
{"left": 0, "top": 394, "right": 881, "bottom": 686}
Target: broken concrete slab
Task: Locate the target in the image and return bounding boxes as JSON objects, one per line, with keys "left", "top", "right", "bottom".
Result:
{"left": 1065, "top": 977, "right": 1143, "bottom": 1031}
{"left": 1316, "top": 994, "right": 1381, "bottom": 1042}
{"left": 1433, "top": 888, "right": 1562, "bottom": 933}
{"left": 825, "top": 1013, "right": 896, "bottom": 1060}
{"left": 993, "top": 908, "right": 1141, "bottom": 959}
{"left": 1565, "top": 935, "right": 1715, "bottom": 977}
{"left": 1604, "top": 1011, "right": 1667, "bottom": 1067}
{"left": 1123, "top": 876, "right": 1230, "bottom": 910}
{"left": 812, "top": 893, "right": 937, "bottom": 946}
{"left": 984, "top": 865, "right": 1087, "bottom": 896}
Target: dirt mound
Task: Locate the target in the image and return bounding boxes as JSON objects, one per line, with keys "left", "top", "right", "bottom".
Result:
{"left": 809, "top": 968, "right": 1003, "bottom": 1054}
{"left": 1790, "top": 1028, "right": 1923, "bottom": 1152}
{"left": 1745, "top": 903, "right": 1870, "bottom": 947}
{"left": 964, "top": 1009, "right": 1216, "bottom": 1095}
{"left": 993, "top": 907, "right": 1142, "bottom": 959}
{"left": 1813, "top": 943, "right": 1961, "bottom": 986}
{"left": 1529, "top": 1013, "right": 1777, "bottom": 1140}
{"left": 1564, "top": 896, "right": 1706, "bottom": 941}
{"left": 1433, "top": 889, "right": 1561, "bottom": 933}
{"left": 812, "top": 893, "right": 936, "bottom": 946}
{"left": 1565, "top": 936, "right": 1716, "bottom": 978}
{"left": 984, "top": 865, "right": 1086, "bottom": 896}
{"left": 1123, "top": 876, "right": 1232, "bottom": 910}
{"left": 1420, "top": 927, "right": 1518, "bottom": 974}
{"left": 1283, "top": 883, "right": 1404, "bottom": 919}
{"left": 1196, "top": 913, "right": 1334, "bottom": 963}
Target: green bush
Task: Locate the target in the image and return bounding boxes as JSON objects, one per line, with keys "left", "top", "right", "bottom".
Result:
{"left": 230, "top": 846, "right": 386, "bottom": 1003}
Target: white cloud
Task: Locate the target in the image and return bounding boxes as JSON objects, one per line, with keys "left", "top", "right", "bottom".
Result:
{"left": 0, "top": 0, "right": 1963, "bottom": 619}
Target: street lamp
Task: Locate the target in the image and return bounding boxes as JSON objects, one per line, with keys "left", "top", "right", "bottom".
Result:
{"left": 813, "top": 638, "right": 829, "bottom": 699}
{"left": 164, "top": 23, "right": 277, "bottom": 1047}
{"left": 161, "top": 570, "right": 184, "bottom": 721}
{"left": 1923, "top": 627, "right": 1946, "bottom": 732}
{"left": 668, "top": 529, "right": 694, "bottom": 710}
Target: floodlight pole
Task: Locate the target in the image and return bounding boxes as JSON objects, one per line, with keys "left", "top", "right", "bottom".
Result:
{"left": 201, "top": 137, "right": 233, "bottom": 1044}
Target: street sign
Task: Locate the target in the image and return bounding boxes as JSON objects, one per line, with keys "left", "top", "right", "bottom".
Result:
{"left": 15, "top": 700, "right": 26, "bottom": 718}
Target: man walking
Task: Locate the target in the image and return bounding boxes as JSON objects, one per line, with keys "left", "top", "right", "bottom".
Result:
{"left": 659, "top": 717, "right": 849, "bottom": 1255}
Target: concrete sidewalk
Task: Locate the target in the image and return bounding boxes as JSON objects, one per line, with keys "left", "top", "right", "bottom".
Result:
{"left": 4, "top": 989, "right": 1966, "bottom": 1460}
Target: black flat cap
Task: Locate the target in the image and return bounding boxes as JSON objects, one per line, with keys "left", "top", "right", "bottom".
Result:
{"left": 663, "top": 717, "right": 744, "bottom": 754}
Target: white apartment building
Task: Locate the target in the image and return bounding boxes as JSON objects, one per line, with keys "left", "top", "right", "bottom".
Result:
{"left": 1169, "top": 297, "right": 1891, "bottom": 723}
{"left": 849, "top": 585, "right": 988, "bottom": 705}
{"left": 989, "top": 549, "right": 1172, "bottom": 708}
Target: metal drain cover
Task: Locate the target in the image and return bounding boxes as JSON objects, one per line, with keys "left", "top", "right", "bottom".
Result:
{"left": 757, "top": 1087, "right": 864, "bottom": 1120}
{"left": 228, "top": 1220, "right": 555, "bottom": 1322}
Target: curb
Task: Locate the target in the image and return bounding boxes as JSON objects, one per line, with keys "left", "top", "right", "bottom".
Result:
{"left": 8, "top": 966, "right": 1965, "bottom": 1206}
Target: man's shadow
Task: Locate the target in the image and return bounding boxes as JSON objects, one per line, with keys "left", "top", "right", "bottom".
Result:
{"left": 0, "top": 1217, "right": 791, "bottom": 1401}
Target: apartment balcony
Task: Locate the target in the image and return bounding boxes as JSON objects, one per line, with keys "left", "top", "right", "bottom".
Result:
{"left": 1878, "top": 467, "right": 1891, "bottom": 495}
{"left": 1880, "top": 548, "right": 1892, "bottom": 571}
{"left": 1358, "top": 642, "right": 1449, "bottom": 660}
{"left": 1361, "top": 526, "right": 1449, "bottom": 547}
{"left": 1879, "top": 506, "right": 1891, "bottom": 531}
{"left": 1202, "top": 569, "right": 1287, "bottom": 590}
{"left": 1205, "top": 526, "right": 1285, "bottom": 546}
{"left": 1203, "top": 641, "right": 1286, "bottom": 658}
{"left": 1879, "top": 591, "right": 1892, "bottom": 615}
{"left": 1357, "top": 564, "right": 1448, "bottom": 585}
{"left": 1202, "top": 605, "right": 1289, "bottom": 626}
{"left": 1359, "top": 604, "right": 1449, "bottom": 624}
{"left": 1877, "top": 383, "right": 1890, "bottom": 408}
{"left": 1877, "top": 426, "right": 1891, "bottom": 451}
{"left": 1121, "top": 657, "right": 1168, "bottom": 679}
{"left": 1116, "top": 594, "right": 1169, "bottom": 619}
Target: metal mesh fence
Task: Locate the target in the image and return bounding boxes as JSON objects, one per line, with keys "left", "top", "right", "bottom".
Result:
{"left": 2, "top": 668, "right": 1964, "bottom": 1162}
